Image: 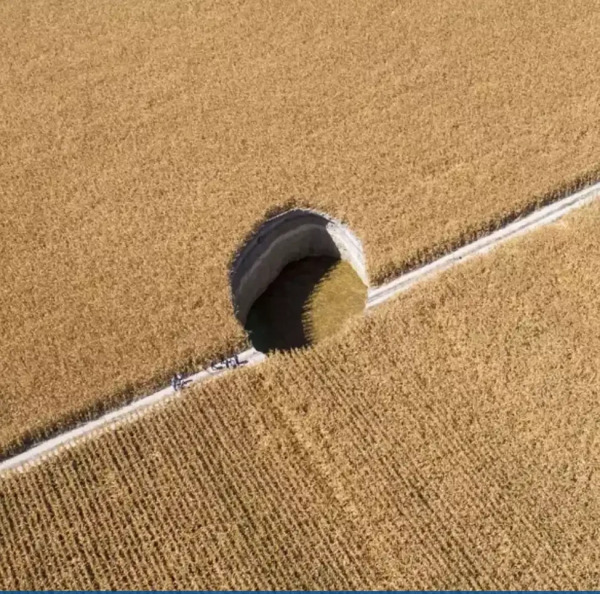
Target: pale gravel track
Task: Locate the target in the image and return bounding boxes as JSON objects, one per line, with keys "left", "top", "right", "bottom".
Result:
{"left": 2, "top": 181, "right": 599, "bottom": 474}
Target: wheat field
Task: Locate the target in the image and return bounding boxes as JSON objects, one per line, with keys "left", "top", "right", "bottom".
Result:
{"left": 1, "top": 202, "right": 598, "bottom": 589}
{"left": 2, "top": 0, "right": 600, "bottom": 453}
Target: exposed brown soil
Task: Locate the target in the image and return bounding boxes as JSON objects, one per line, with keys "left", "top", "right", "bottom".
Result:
{"left": 1, "top": 203, "right": 598, "bottom": 589}
{"left": 2, "top": 0, "right": 600, "bottom": 452}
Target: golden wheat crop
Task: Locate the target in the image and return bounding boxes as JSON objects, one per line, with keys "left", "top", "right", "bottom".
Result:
{"left": 304, "top": 260, "right": 367, "bottom": 344}
{"left": 1, "top": 0, "right": 600, "bottom": 453}
{"left": 1, "top": 202, "right": 598, "bottom": 589}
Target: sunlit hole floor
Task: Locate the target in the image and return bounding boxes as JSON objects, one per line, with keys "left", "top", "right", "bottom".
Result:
{"left": 245, "top": 256, "right": 367, "bottom": 353}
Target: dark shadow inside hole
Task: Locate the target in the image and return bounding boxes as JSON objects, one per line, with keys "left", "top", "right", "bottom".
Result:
{"left": 244, "top": 256, "right": 338, "bottom": 353}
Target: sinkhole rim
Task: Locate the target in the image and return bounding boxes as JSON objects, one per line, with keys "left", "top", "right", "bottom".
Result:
{"left": 229, "top": 208, "right": 369, "bottom": 328}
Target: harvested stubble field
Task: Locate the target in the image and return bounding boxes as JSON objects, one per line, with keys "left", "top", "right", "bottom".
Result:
{"left": 2, "top": 0, "right": 600, "bottom": 454}
{"left": 1, "top": 203, "right": 599, "bottom": 590}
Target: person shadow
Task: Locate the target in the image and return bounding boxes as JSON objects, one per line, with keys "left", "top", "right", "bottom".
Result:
{"left": 244, "top": 256, "right": 338, "bottom": 353}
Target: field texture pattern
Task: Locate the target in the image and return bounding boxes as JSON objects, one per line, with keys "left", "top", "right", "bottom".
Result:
{"left": 1, "top": 204, "right": 599, "bottom": 589}
{"left": 1, "top": 0, "right": 600, "bottom": 453}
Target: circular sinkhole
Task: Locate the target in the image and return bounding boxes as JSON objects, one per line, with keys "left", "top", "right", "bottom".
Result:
{"left": 230, "top": 209, "right": 369, "bottom": 353}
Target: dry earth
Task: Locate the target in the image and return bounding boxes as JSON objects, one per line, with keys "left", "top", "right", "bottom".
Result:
{"left": 1, "top": 0, "right": 600, "bottom": 453}
{"left": 1, "top": 202, "right": 598, "bottom": 589}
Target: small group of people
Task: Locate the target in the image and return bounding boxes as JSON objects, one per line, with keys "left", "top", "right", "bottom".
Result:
{"left": 224, "top": 354, "right": 241, "bottom": 369}
{"left": 170, "top": 372, "right": 185, "bottom": 391}
{"left": 209, "top": 353, "right": 243, "bottom": 372}
{"left": 172, "top": 353, "right": 244, "bottom": 391}
{"left": 173, "top": 353, "right": 244, "bottom": 391}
